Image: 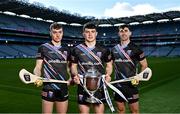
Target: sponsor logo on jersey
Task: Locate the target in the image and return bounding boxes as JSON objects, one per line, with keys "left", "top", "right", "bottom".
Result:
{"left": 48, "top": 59, "right": 66, "bottom": 63}
{"left": 81, "top": 61, "right": 101, "bottom": 65}
{"left": 115, "top": 58, "right": 131, "bottom": 63}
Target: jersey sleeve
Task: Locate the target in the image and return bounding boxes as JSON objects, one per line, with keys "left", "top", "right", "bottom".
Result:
{"left": 66, "top": 47, "right": 71, "bottom": 61}
{"left": 136, "top": 47, "right": 145, "bottom": 61}
{"left": 36, "top": 45, "right": 44, "bottom": 59}
{"left": 110, "top": 47, "right": 115, "bottom": 61}
{"left": 70, "top": 47, "right": 78, "bottom": 63}
{"left": 102, "top": 48, "right": 111, "bottom": 63}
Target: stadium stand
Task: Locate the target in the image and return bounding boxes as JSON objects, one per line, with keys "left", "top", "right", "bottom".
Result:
{"left": 0, "top": 0, "right": 180, "bottom": 58}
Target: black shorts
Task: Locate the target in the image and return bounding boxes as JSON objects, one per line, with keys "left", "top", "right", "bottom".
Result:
{"left": 77, "top": 85, "right": 106, "bottom": 105}
{"left": 114, "top": 83, "right": 139, "bottom": 104}
{"left": 41, "top": 89, "right": 68, "bottom": 102}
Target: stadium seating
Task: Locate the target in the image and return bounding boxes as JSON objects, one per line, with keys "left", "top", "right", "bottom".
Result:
{"left": 168, "top": 46, "right": 180, "bottom": 57}
{"left": 0, "top": 44, "right": 38, "bottom": 58}
{"left": 0, "top": 12, "right": 180, "bottom": 58}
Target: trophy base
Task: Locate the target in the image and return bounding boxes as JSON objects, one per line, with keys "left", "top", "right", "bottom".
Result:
{"left": 86, "top": 97, "right": 99, "bottom": 103}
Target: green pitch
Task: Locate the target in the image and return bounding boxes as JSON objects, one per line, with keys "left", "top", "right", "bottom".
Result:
{"left": 0, "top": 57, "right": 180, "bottom": 113}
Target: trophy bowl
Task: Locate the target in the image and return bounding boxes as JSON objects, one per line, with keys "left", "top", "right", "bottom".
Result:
{"left": 85, "top": 76, "right": 100, "bottom": 91}
{"left": 83, "top": 67, "right": 102, "bottom": 103}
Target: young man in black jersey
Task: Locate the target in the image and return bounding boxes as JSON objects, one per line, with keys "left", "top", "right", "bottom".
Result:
{"left": 111, "top": 24, "right": 148, "bottom": 113}
{"left": 71, "top": 23, "right": 112, "bottom": 113}
{"left": 33, "top": 22, "right": 71, "bottom": 113}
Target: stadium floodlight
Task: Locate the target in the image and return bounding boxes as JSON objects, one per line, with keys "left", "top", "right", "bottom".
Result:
{"left": 129, "top": 22, "right": 140, "bottom": 25}
{"left": 157, "top": 19, "right": 169, "bottom": 23}
{"left": 110, "top": 67, "right": 152, "bottom": 84}
{"left": 46, "top": 20, "right": 54, "bottom": 23}
{"left": 142, "top": 21, "right": 154, "bottom": 24}
{"left": 19, "top": 14, "right": 30, "bottom": 18}
{"left": 173, "top": 17, "right": 180, "bottom": 21}
{"left": 3, "top": 11, "right": 16, "bottom": 16}
{"left": 36, "top": 17, "right": 43, "bottom": 21}
{"left": 114, "top": 23, "right": 125, "bottom": 26}
{"left": 19, "top": 69, "right": 69, "bottom": 84}
{"left": 70, "top": 23, "right": 82, "bottom": 26}
{"left": 57, "top": 22, "right": 67, "bottom": 25}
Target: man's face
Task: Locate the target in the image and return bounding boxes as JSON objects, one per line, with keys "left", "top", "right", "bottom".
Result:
{"left": 118, "top": 27, "right": 132, "bottom": 41}
{"left": 83, "top": 28, "right": 97, "bottom": 42}
{"left": 50, "top": 28, "right": 63, "bottom": 43}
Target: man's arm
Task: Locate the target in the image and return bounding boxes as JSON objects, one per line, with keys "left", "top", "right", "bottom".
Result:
{"left": 105, "top": 60, "right": 113, "bottom": 82}
{"left": 33, "top": 59, "right": 43, "bottom": 87}
{"left": 33, "top": 59, "right": 43, "bottom": 77}
{"left": 70, "top": 63, "right": 80, "bottom": 84}
{"left": 131, "top": 58, "right": 148, "bottom": 86}
{"left": 139, "top": 58, "right": 148, "bottom": 72}
{"left": 67, "top": 62, "right": 73, "bottom": 85}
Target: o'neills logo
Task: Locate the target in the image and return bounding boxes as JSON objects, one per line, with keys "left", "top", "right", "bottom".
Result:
{"left": 81, "top": 62, "right": 101, "bottom": 65}
{"left": 115, "top": 58, "right": 131, "bottom": 63}
{"left": 48, "top": 59, "right": 66, "bottom": 63}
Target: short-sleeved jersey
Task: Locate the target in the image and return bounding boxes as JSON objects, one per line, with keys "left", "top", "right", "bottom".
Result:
{"left": 36, "top": 42, "right": 70, "bottom": 90}
{"left": 71, "top": 43, "right": 111, "bottom": 76}
{"left": 111, "top": 42, "right": 145, "bottom": 81}
{"left": 71, "top": 43, "right": 111, "bottom": 103}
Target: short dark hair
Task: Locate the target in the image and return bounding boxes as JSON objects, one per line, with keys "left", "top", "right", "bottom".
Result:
{"left": 50, "top": 22, "right": 63, "bottom": 31}
{"left": 119, "top": 24, "right": 131, "bottom": 30}
{"left": 83, "top": 22, "right": 97, "bottom": 31}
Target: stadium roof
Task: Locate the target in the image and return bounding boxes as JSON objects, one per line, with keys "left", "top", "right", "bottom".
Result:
{"left": 91, "top": 11, "right": 180, "bottom": 25}
{"left": 0, "top": 0, "right": 93, "bottom": 24}
{"left": 0, "top": 0, "right": 180, "bottom": 26}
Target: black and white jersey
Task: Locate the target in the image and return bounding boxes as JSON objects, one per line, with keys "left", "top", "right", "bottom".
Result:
{"left": 36, "top": 42, "right": 70, "bottom": 90}
{"left": 111, "top": 42, "right": 145, "bottom": 80}
{"left": 71, "top": 43, "right": 111, "bottom": 76}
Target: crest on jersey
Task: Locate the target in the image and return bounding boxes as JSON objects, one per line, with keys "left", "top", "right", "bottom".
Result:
{"left": 96, "top": 52, "right": 102, "bottom": 58}
{"left": 63, "top": 51, "right": 67, "bottom": 56}
{"left": 127, "top": 50, "right": 132, "bottom": 55}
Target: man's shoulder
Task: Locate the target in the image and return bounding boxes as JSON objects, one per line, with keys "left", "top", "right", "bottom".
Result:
{"left": 111, "top": 44, "right": 119, "bottom": 49}
{"left": 40, "top": 42, "right": 50, "bottom": 47}
{"left": 128, "top": 42, "right": 141, "bottom": 49}
{"left": 61, "top": 46, "right": 71, "bottom": 51}
{"left": 129, "top": 42, "right": 138, "bottom": 47}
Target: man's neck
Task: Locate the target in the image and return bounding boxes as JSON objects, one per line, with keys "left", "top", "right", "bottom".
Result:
{"left": 85, "top": 41, "right": 96, "bottom": 48}
{"left": 120, "top": 40, "right": 130, "bottom": 46}
{"left": 51, "top": 40, "right": 61, "bottom": 47}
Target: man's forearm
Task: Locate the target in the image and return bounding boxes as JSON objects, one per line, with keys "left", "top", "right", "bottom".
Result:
{"left": 105, "top": 61, "right": 113, "bottom": 76}
{"left": 33, "top": 67, "right": 41, "bottom": 77}
{"left": 70, "top": 63, "right": 78, "bottom": 76}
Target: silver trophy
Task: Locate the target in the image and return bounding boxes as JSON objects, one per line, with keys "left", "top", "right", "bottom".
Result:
{"left": 83, "top": 67, "right": 102, "bottom": 103}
